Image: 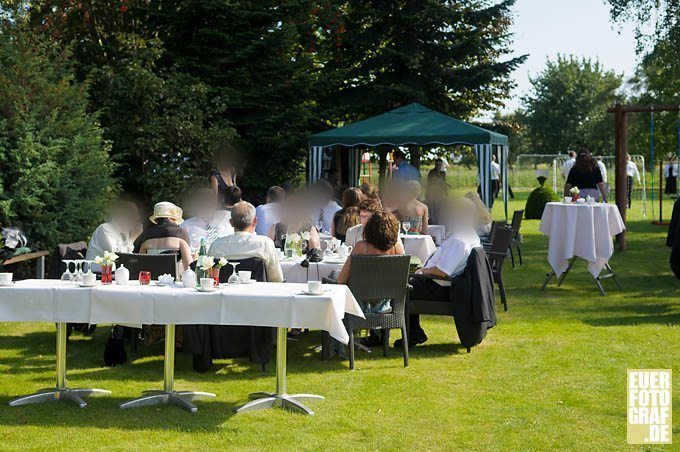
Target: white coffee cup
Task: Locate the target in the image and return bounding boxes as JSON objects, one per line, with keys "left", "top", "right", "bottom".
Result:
{"left": 0, "top": 272, "right": 13, "bottom": 285}
{"left": 564, "top": 197, "right": 572, "bottom": 203}
{"left": 82, "top": 271, "right": 96, "bottom": 286}
{"left": 307, "top": 280, "right": 322, "bottom": 294}
{"left": 338, "top": 244, "right": 353, "bottom": 259}
{"left": 577, "top": 198, "right": 586, "bottom": 204}
{"left": 200, "top": 278, "right": 216, "bottom": 290}
{"left": 238, "top": 271, "right": 252, "bottom": 283}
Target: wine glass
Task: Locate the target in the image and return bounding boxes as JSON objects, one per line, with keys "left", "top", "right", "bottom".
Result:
{"left": 73, "top": 259, "right": 84, "bottom": 282}
{"left": 61, "top": 260, "right": 73, "bottom": 281}
{"left": 228, "top": 261, "right": 240, "bottom": 284}
{"left": 401, "top": 221, "right": 411, "bottom": 236}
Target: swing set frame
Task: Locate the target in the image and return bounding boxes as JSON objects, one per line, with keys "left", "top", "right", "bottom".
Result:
{"left": 607, "top": 103, "right": 680, "bottom": 250}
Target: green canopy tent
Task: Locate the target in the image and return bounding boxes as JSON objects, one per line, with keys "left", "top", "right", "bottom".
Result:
{"left": 308, "top": 103, "right": 510, "bottom": 217}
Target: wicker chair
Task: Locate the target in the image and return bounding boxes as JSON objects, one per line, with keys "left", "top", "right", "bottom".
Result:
{"left": 482, "top": 219, "right": 508, "bottom": 249}
{"left": 486, "top": 227, "right": 514, "bottom": 311}
{"left": 116, "top": 252, "right": 177, "bottom": 279}
{"left": 324, "top": 255, "right": 411, "bottom": 370}
{"left": 508, "top": 210, "right": 524, "bottom": 268}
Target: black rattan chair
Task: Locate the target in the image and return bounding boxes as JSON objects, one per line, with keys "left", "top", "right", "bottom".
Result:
{"left": 482, "top": 219, "right": 507, "bottom": 249}
{"left": 486, "top": 227, "right": 514, "bottom": 311}
{"left": 508, "top": 210, "right": 524, "bottom": 268}
{"left": 116, "top": 252, "right": 177, "bottom": 279}
{"left": 324, "top": 255, "right": 411, "bottom": 370}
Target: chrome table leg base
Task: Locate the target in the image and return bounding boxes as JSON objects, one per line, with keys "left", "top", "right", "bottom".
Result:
{"left": 235, "top": 393, "right": 324, "bottom": 415}
{"left": 120, "top": 390, "right": 216, "bottom": 413}
{"left": 9, "top": 387, "right": 111, "bottom": 408}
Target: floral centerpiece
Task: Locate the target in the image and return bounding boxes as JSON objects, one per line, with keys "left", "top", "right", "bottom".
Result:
{"left": 569, "top": 186, "right": 580, "bottom": 202}
{"left": 284, "top": 231, "right": 311, "bottom": 258}
{"left": 198, "top": 255, "right": 228, "bottom": 284}
{"left": 94, "top": 251, "right": 118, "bottom": 284}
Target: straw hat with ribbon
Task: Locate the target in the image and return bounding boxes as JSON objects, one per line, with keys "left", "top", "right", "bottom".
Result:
{"left": 149, "top": 202, "right": 184, "bottom": 225}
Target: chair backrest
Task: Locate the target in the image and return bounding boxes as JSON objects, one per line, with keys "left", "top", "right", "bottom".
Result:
{"left": 488, "top": 220, "right": 507, "bottom": 243}
{"left": 487, "top": 227, "right": 514, "bottom": 273}
{"left": 117, "top": 253, "right": 177, "bottom": 279}
{"left": 510, "top": 210, "right": 524, "bottom": 238}
{"left": 347, "top": 255, "right": 411, "bottom": 314}
{"left": 219, "top": 257, "right": 267, "bottom": 283}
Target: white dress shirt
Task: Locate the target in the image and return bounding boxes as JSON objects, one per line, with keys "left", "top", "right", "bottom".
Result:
{"left": 626, "top": 161, "right": 641, "bottom": 182}
{"left": 181, "top": 210, "right": 233, "bottom": 251}
{"left": 86, "top": 222, "right": 134, "bottom": 261}
{"left": 208, "top": 231, "right": 283, "bottom": 282}
{"left": 490, "top": 161, "right": 501, "bottom": 180}
{"left": 255, "top": 202, "right": 281, "bottom": 236}
{"left": 423, "top": 229, "right": 481, "bottom": 286}
{"left": 562, "top": 158, "right": 575, "bottom": 178}
{"left": 315, "top": 201, "right": 341, "bottom": 235}
{"left": 597, "top": 160, "right": 608, "bottom": 183}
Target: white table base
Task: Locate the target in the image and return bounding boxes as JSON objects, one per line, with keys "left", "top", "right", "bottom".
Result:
{"left": 120, "top": 324, "right": 215, "bottom": 413}
{"left": 8, "top": 322, "right": 111, "bottom": 408}
{"left": 235, "top": 327, "right": 323, "bottom": 415}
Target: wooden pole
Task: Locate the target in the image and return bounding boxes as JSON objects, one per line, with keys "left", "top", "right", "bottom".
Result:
{"left": 614, "top": 104, "right": 627, "bottom": 250}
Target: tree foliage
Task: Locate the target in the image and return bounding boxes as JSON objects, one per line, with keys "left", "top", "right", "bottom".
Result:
{"left": 0, "top": 27, "right": 116, "bottom": 247}
{"left": 521, "top": 56, "right": 623, "bottom": 154}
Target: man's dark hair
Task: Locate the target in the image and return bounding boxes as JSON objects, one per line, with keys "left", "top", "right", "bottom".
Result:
{"left": 393, "top": 150, "right": 406, "bottom": 160}
{"left": 267, "top": 186, "right": 286, "bottom": 203}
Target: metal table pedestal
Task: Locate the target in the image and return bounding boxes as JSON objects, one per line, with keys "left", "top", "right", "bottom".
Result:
{"left": 235, "top": 327, "right": 324, "bottom": 415}
{"left": 8, "top": 322, "right": 111, "bottom": 408}
{"left": 541, "top": 258, "right": 622, "bottom": 295}
{"left": 120, "top": 324, "right": 215, "bottom": 413}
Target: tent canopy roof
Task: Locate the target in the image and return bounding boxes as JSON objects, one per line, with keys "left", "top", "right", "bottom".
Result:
{"left": 309, "top": 102, "right": 508, "bottom": 147}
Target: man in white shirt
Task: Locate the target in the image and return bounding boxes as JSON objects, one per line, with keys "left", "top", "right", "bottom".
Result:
{"left": 208, "top": 201, "right": 284, "bottom": 282}
{"left": 489, "top": 154, "right": 501, "bottom": 207}
{"left": 181, "top": 188, "right": 233, "bottom": 250}
{"left": 255, "top": 186, "right": 285, "bottom": 236}
{"left": 397, "top": 198, "right": 481, "bottom": 347}
{"left": 626, "top": 154, "right": 641, "bottom": 209}
{"left": 596, "top": 157, "right": 608, "bottom": 184}
{"left": 86, "top": 200, "right": 141, "bottom": 266}
{"left": 313, "top": 180, "right": 341, "bottom": 234}
{"left": 562, "top": 151, "right": 576, "bottom": 179}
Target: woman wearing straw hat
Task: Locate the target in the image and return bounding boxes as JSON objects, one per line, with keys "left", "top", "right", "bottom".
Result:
{"left": 133, "top": 202, "right": 193, "bottom": 272}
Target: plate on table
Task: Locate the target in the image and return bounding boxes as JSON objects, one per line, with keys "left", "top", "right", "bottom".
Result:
{"left": 0, "top": 282, "right": 15, "bottom": 287}
{"left": 78, "top": 283, "right": 97, "bottom": 288}
{"left": 298, "top": 289, "right": 331, "bottom": 296}
{"left": 239, "top": 279, "right": 257, "bottom": 285}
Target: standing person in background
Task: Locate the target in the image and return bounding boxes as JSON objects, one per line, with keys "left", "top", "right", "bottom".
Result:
{"left": 626, "top": 154, "right": 641, "bottom": 209}
{"left": 331, "top": 187, "right": 364, "bottom": 242}
{"left": 392, "top": 150, "right": 420, "bottom": 182}
{"left": 222, "top": 186, "right": 242, "bottom": 212}
{"left": 209, "top": 151, "right": 239, "bottom": 204}
{"left": 490, "top": 154, "right": 501, "bottom": 204}
{"left": 564, "top": 149, "right": 607, "bottom": 202}
{"left": 562, "top": 150, "right": 576, "bottom": 179}
{"left": 425, "top": 178, "right": 447, "bottom": 226}
{"left": 427, "top": 158, "right": 447, "bottom": 185}
{"left": 255, "top": 186, "right": 285, "bottom": 236}
{"left": 664, "top": 156, "right": 678, "bottom": 195}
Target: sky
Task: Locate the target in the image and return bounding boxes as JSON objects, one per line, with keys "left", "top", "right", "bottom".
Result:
{"left": 500, "top": 0, "right": 640, "bottom": 115}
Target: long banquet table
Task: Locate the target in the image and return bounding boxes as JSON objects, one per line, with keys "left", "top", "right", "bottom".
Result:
{"left": 0, "top": 279, "right": 362, "bottom": 415}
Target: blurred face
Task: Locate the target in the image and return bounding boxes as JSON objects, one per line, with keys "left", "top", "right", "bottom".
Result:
{"left": 435, "top": 160, "right": 443, "bottom": 170}
{"left": 192, "top": 191, "right": 217, "bottom": 219}
{"left": 359, "top": 210, "right": 373, "bottom": 227}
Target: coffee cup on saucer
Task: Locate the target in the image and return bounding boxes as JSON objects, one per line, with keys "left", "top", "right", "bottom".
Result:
{"left": 0, "top": 272, "right": 13, "bottom": 285}
{"left": 307, "top": 280, "right": 322, "bottom": 294}
{"left": 564, "top": 197, "right": 572, "bottom": 204}
{"left": 238, "top": 271, "right": 252, "bottom": 283}
{"left": 82, "top": 271, "right": 96, "bottom": 286}
{"left": 200, "top": 278, "right": 216, "bottom": 291}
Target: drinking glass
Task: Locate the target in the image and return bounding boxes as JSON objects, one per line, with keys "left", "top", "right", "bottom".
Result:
{"left": 73, "top": 259, "right": 84, "bottom": 282}
{"left": 228, "top": 262, "right": 240, "bottom": 284}
{"left": 61, "top": 260, "right": 73, "bottom": 281}
{"left": 139, "top": 271, "right": 151, "bottom": 285}
{"left": 401, "top": 221, "right": 411, "bottom": 235}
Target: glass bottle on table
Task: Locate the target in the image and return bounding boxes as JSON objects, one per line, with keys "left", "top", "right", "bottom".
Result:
{"left": 196, "top": 238, "right": 209, "bottom": 287}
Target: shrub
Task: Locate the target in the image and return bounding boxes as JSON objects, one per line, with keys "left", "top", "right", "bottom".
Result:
{"left": 0, "top": 29, "right": 116, "bottom": 249}
{"left": 525, "top": 176, "right": 560, "bottom": 219}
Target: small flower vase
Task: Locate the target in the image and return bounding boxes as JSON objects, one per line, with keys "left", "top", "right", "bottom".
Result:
{"left": 571, "top": 193, "right": 579, "bottom": 203}
{"left": 209, "top": 267, "right": 220, "bottom": 285}
{"left": 101, "top": 265, "right": 113, "bottom": 284}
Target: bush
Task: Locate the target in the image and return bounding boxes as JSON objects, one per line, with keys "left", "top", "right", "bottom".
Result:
{"left": 0, "top": 29, "right": 116, "bottom": 249}
{"left": 525, "top": 176, "right": 560, "bottom": 219}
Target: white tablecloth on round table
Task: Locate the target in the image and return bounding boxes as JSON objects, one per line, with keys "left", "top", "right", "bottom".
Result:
{"left": 401, "top": 234, "right": 436, "bottom": 263}
{"left": 0, "top": 280, "right": 362, "bottom": 344}
{"left": 539, "top": 202, "right": 625, "bottom": 277}
{"left": 428, "top": 225, "right": 446, "bottom": 246}
{"left": 280, "top": 259, "right": 345, "bottom": 283}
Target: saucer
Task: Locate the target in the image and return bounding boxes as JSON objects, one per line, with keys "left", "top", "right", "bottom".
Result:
{"left": 0, "top": 281, "right": 15, "bottom": 287}
{"left": 196, "top": 286, "right": 217, "bottom": 292}
{"left": 299, "top": 289, "right": 329, "bottom": 296}
{"left": 239, "top": 279, "right": 256, "bottom": 284}
{"left": 79, "top": 283, "right": 97, "bottom": 288}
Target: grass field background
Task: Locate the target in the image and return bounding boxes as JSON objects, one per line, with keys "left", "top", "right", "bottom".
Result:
{"left": 0, "top": 186, "right": 678, "bottom": 450}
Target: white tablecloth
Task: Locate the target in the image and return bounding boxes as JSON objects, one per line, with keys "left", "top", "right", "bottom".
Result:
{"left": 280, "top": 259, "right": 345, "bottom": 283}
{"left": 0, "top": 280, "right": 362, "bottom": 344}
{"left": 428, "top": 225, "right": 446, "bottom": 246}
{"left": 401, "top": 234, "right": 437, "bottom": 263}
{"left": 539, "top": 202, "right": 625, "bottom": 277}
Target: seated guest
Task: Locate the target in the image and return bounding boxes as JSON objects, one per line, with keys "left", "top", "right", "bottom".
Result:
{"left": 134, "top": 202, "right": 193, "bottom": 272}
{"left": 398, "top": 197, "right": 481, "bottom": 347}
{"left": 181, "top": 188, "right": 233, "bottom": 251}
{"left": 360, "top": 182, "right": 379, "bottom": 200}
{"left": 345, "top": 198, "right": 406, "bottom": 253}
{"left": 564, "top": 149, "right": 608, "bottom": 202}
{"left": 269, "top": 193, "right": 321, "bottom": 252}
{"left": 394, "top": 180, "right": 429, "bottom": 235}
{"left": 222, "top": 185, "right": 243, "bottom": 211}
{"left": 312, "top": 180, "right": 341, "bottom": 234}
{"left": 331, "top": 187, "right": 364, "bottom": 242}
{"left": 464, "top": 191, "right": 493, "bottom": 239}
{"left": 255, "top": 186, "right": 285, "bottom": 236}
{"left": 210, "top": 201, "right": 284, "bottom": 282}
{"left": 337, "top": 210, "right": 404, "bottom": 314}
{"left": 86, "top": 200, "right": 142, "bottom": 264}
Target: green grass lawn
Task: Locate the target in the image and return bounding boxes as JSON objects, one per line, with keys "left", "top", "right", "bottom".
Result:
{"left": 0, "top": 192, "right": 678, "bottom": 450}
